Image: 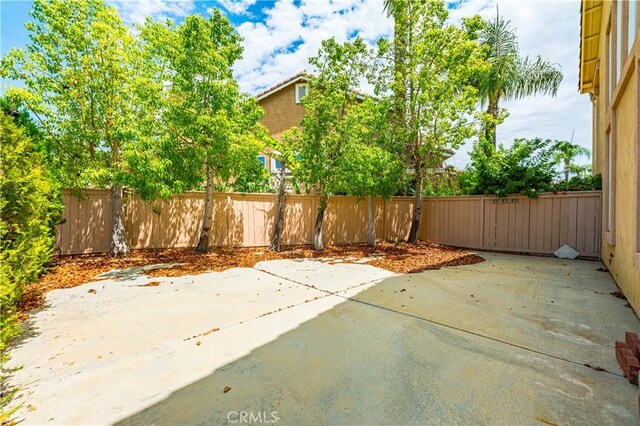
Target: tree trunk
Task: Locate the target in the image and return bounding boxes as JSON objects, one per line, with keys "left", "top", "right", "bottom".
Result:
{"left": 196, "top": 161, "right": 214, "bottom": 253}
{"left": 564, "top": 159, "right": 570, "bottom": 182}
{"left": 367, "top": 195, "right": 375, "bottom": 247}
{"left": 484, "top": 98, "right": 499, "bottom": 147}
{"left": 109, "top": 184, "right": 130, "bottom": 257}
{"left": 313, "top": 194, "right": 329, "bottom": 251}
{"left": 408, "top": 175, "right": 424, "bottom": 244}
{"left": 392, "top": 1, "right": 408, "bottom": 134}
{"left": 269, "top": 165, "right": 287, "bottom": 252}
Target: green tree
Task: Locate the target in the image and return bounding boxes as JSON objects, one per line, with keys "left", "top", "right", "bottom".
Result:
{"left": 464, "top": 137, "right": 557, "bottom": 197}
{"left": 1, "top": 0, "right": 171, "bottom": 256}
{"left": 333, "top": 98, "right": 404, "bottom": 246}
{"left": 1, "top": 97, "right": 41, "bottom": 142}
{"left": 477, "top": 10, "right": 563, "bottom": 146}
{"left": 155, "top": 11, "right": 267, "bottom": 252}
{"left": 295, "top": 37, "right": 372, "bottom": 250}
{"left": 268, "top": 129, "right": 300, "bottom": 252}
{"left": 0, "top": 114, "right": 62, "bottom": 416}
{"left": 383, "top": 0, "right": 487, "bottom": 243}
{"left": 383, "top": 0, "right": 409, "bottom": 139}
{"left": 552, "top": 140, "right": 591, "bottom": 181}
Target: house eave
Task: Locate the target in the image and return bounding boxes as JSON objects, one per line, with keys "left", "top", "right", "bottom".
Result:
{"left": 255, "top": 74, "right": 308, "bottom": 101}
{"left": 579, "top": 0, "right": 602, "bottom": 94}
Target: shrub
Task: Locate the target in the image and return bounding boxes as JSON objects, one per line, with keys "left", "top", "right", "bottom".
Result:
{"left": 422, "top": 167, "right": 464, "bottom": 196}
{"left": 463, "top": 138, "right": 557, "bottom": 197}
{"left": 0, "top": 114, "right": 62, "bottom": 400}
{"left": 551, "top": 173, "right": 602, "bottom": 192}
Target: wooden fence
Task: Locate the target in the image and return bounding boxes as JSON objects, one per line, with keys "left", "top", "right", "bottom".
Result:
{"left": 420, "top": 191, "right": 601, "bottom": 257}
{"left": 56, "top": 189, "right": 601, "bottom": 258}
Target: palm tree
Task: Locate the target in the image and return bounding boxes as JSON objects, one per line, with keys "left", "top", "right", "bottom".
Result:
{"left": 478, "top": 10, "right": 563, "bottom": 146}
{"left": 552, "top": 141, "right": 591, "bottom": 181}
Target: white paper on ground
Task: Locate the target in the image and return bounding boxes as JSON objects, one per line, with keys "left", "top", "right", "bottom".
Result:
{"left": 554, "top": 244, "right": 580, "bottom": 259}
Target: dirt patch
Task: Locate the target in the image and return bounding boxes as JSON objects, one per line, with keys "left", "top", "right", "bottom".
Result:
{"left": 19, "top": 242, "right": 483, "bottom": 317}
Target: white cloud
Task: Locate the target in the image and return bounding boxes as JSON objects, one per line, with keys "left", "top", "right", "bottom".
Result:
{"left": 216, "top": 0, "right": 258, "bottom": 16}
{"left": 111, "top": 0, "right": 195, "bottom": 25}
{"left": 233, "top": 0, "right": 392, "bottom": 94}
{"left": 446, "top": 0, "right": 591, "bottom": 168}
{"left": 234, "top": 0, "right": 590, "bottom": 169}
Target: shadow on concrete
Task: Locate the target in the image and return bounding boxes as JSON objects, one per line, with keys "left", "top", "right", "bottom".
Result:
{"left": 114, "top": 257, "right": 639, "bottom": 425}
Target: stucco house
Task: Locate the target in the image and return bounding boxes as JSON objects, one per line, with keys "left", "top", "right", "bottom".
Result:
{"left": 579, "top": 0, "right": 639, "bottom": 309}
{"left": 255, "top": 72, "right": 309, "bottom": 175}
{"left": 254, "top": 72, "right": 449, "bottom": 178}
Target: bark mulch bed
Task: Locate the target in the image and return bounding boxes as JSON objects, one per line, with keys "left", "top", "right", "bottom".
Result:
{"left": 18, "top": 242, "right": 483, "bottom": 317}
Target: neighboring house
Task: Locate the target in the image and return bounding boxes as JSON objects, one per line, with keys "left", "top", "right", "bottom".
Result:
{"left": 255, "top": 72, "right": 309, "bottom": 176}
{"left": 254, "top": 72, "right": 450, "bottom": 177}
{"left": 579, "top": 1, "right": 639, "bottom": 308}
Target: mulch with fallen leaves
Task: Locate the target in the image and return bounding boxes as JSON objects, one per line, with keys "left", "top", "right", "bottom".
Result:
{"left": 18, "top": 242, "right": 483, "bottom": 318}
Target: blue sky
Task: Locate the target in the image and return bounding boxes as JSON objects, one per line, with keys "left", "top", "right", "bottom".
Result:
{"left": 0, "top": 0, "right": 591, "bottom": 167}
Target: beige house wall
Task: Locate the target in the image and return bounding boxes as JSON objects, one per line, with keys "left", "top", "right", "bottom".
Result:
{"left": 258, "top": 81, "right": 306, "bottom": 141}
{"left": 586, "top": 1, "right": 640, "bottom": 311}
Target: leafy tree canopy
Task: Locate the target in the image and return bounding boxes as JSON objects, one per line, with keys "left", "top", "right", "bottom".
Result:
{"left": 1, "top": 0, "right": 172, "bottom": 200}
{"left": 463, "top": 137, "right": 558, "bottom": 197}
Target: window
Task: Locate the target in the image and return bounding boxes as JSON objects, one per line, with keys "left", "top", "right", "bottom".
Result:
{"left": 607, "top": 23, "right": 614, "bottom": 103}
{"left": 605, "top": 129, "right": 616, "bottom": 244}
{"left": 630, "top": 0, "right": 638, "bottom": 54}
{"left": 295, "top": 83, "right": 308, "bottom": 104}
{"left": 257, "top": 155, "right": 266, "bottom": 167}
{"left": 616, "top": 0, "right": 623, "bottom": 82}
{"left": 271, "top": 158, "right": 282, "bottom": 170}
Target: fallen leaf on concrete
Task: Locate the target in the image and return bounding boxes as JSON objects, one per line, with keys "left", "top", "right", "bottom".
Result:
{"left": 202, "top": 327, "right": 220, "bottom": 336}
{"left": 223, "top": 386, "right": 231, "bottom": 393}
{"left": 196, "top": 341, "right": 201, "bottom": 346}
{"left": 138, "top": 281, "right": 161, "bottom": 287}
{"left": 88, "top": 289, "right": 97, "bottom": 294}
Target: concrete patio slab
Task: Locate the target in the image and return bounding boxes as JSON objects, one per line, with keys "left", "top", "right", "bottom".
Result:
{"left": 254, "top": 258, "right": 396, "bottom": 292}
{"left": 348, "top": 252, "right": 638, "bottom": 373}
{"left": 120, "top": 290, "right": 638, "bottom": 425}
{"left": 7, "top": 260, "right": 389, "bottom": 425}
{"left": 7, "top": 252, "right": 640, "bottom": 425}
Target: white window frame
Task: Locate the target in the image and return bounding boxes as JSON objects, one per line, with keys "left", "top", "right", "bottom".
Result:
{"left": 616, "top": 0, "right": 624, "bottom": 82}
{"left": 295, "top": 83, "right": 308, "bottom": 104}
{"left": 629, "top": 0, "right": 637, "bottom": 55}
{"left": 271, "top": 158, "right": 283, "bottom": 170}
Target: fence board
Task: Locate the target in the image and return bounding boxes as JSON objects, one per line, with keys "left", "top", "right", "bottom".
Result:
{"left": 55, "top": 190, "right": 601, "bottom": 258}
{"left": 420, "top": 192, "right": 601, "bottom": 258}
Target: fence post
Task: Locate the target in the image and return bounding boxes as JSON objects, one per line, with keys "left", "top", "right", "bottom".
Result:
{"left": 382, "top": 198, "right": 387, "bottom": 241}
{"left": 480, "top": 197, "right": 486, "bottom": 248}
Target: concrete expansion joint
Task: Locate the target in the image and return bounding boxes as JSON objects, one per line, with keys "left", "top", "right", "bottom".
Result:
{"left": 252, "top": 266, "right": 389, "bottom": 297}
{"left": 257, "top": 266, "right": 625, "bottom": 380}
{"left": 181, "top": 265, "right": 390, "bottom": 345}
